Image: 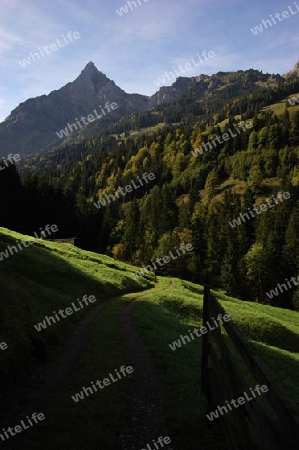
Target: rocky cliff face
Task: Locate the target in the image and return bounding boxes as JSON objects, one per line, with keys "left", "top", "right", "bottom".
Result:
{"left": 149, "top": 76, "right": 198, "bottom": 106}
{"left": 58, "top": 62, "right": 150, "bottom": 113}
{"left": 0, "top": 62, "right": 151, "bottom": 156}
{"left": 284, "top": 60, "right": 299, "bottom": 78}
{"left": 1, "top": 61, "right": 297, "bottom": 157}
{"left": 0, "top": 62, "right": 209, "bottom": 157}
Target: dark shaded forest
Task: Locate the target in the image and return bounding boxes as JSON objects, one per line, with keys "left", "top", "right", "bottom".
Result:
{"left": 2, "top": 83, "right": 299, "bottom": 310}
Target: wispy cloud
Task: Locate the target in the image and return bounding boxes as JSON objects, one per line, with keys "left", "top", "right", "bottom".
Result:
{"left": 0, "top": 29, "right": 22, "bottom": 54}
{"left": 0, "top": 0, "right": 298, "bottom": 122}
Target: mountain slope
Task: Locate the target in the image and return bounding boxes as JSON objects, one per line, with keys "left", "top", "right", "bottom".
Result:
{"left": 0, "top": 227, "right": 155, "bottom": 389}
{"left": 0, "top": 61, "right": 200, "bottom": 157}
{"left": 0, "top": 227, "right": 298, "bottom": 450}
{"left": 1, "top": 61, "right": 297, "bottom": 158}
{"left": 7, "top": 84, "right": 299, "bottom": 309}
{"left": 284, "top": 60, "right": 299, "bottom": 79}
{"left": 0, "top": 62, "right": 152, "bottom": 157}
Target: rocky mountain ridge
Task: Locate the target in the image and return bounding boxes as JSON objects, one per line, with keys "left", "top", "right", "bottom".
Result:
{"left": 0, "top": 60, "right": 298, "bottom": 157}
{"left": 1, "top": 61, "right": 205, "bottom": 156}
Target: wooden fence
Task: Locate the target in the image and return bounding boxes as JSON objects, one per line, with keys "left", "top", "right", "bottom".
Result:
{"left": 201, "top": 286, "right": 299, "bottom": 450}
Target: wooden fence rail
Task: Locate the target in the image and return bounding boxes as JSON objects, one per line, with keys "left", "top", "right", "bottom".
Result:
{"left": 201, "top": 286, "right": 299, "bottom": 450}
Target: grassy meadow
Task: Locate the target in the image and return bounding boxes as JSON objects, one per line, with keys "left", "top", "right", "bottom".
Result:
{"left": 0, "top": 228, "right": 298, "bottom": 449}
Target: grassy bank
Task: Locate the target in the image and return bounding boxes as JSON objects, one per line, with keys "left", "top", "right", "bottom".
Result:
{"left": 0, "top": 227, "right": 155, "bottom": 396}
{"left": 1, "top": 227, "right": 298, "bottom": 449}
{"left": 129, "top": 279, "right": 299, "bottom": 448}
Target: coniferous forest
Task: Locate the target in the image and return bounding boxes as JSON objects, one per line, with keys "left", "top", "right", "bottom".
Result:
{"left": 2, "top": 84, "right": 299, "bottom": 310}
{"left": 2, "top": 3, "right": 299, "bottom": 450}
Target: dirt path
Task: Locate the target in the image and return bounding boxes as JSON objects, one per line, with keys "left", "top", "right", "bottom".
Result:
{"left": 120, "top": 280, "right": 175, "bottom": 449}
{"left": 2, "top": 295, "right": 117, "bottom": 426}
{"left": 2, "top": 280, "right": 176, "bottom": 449}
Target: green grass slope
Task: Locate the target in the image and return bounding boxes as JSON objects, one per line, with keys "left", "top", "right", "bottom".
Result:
{"left": 0, "top": 227, "right": 155, "bottom": 390}
{"left": 129, "top": 280, "right": 299, "bottom": 448}
{"left": 0, "top": 228, "right": 298, "bottom": 449}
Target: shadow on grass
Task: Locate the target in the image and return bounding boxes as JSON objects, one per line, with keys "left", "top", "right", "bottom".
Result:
{"left": 250, "top": 340, "right": 299, "bottom": 410}
{"left": 0, "top": 230, "right": 154, "bottom": 449}
{"left": 130, "top": 293, "right": 228, "bottom": 450}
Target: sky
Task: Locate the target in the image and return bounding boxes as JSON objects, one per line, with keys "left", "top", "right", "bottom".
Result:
{"left": 0, "top": 0, "right": 298, "bottom": 122}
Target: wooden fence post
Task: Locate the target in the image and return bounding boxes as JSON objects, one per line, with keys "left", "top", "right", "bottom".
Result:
{"left": 201, "top": 285, "right": 210, "bottom": 394}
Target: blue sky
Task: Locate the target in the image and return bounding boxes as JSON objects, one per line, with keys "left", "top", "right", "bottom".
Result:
{"left": 0, "top": 0, "right": 298, "bottom": 121}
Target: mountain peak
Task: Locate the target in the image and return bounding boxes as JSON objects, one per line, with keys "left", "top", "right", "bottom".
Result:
{"left": 284, "top": 60, "right": 299, "bottom": 78}
{"left": 85, "top": 61, "right": 96, "bottom": 68}
{"left": 70, "top": 62, "right": 109, "bottom": 92}
{"left": 292, "top": 60, "right": 299, "bottom": 74}
{"left": 82, "top": 61, "right": 97, "bottom": 73}
{"left": 79, "top": 61, "right": 106, "bottom": 78}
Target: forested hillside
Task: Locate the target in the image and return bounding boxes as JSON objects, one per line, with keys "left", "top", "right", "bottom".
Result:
{"left": 2, "top": 85, "right": 299, "bottom": 310}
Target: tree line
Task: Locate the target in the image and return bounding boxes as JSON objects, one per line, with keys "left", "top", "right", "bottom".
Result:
{"left": 2, "top": 85, "right": 299, "bottom": 310}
